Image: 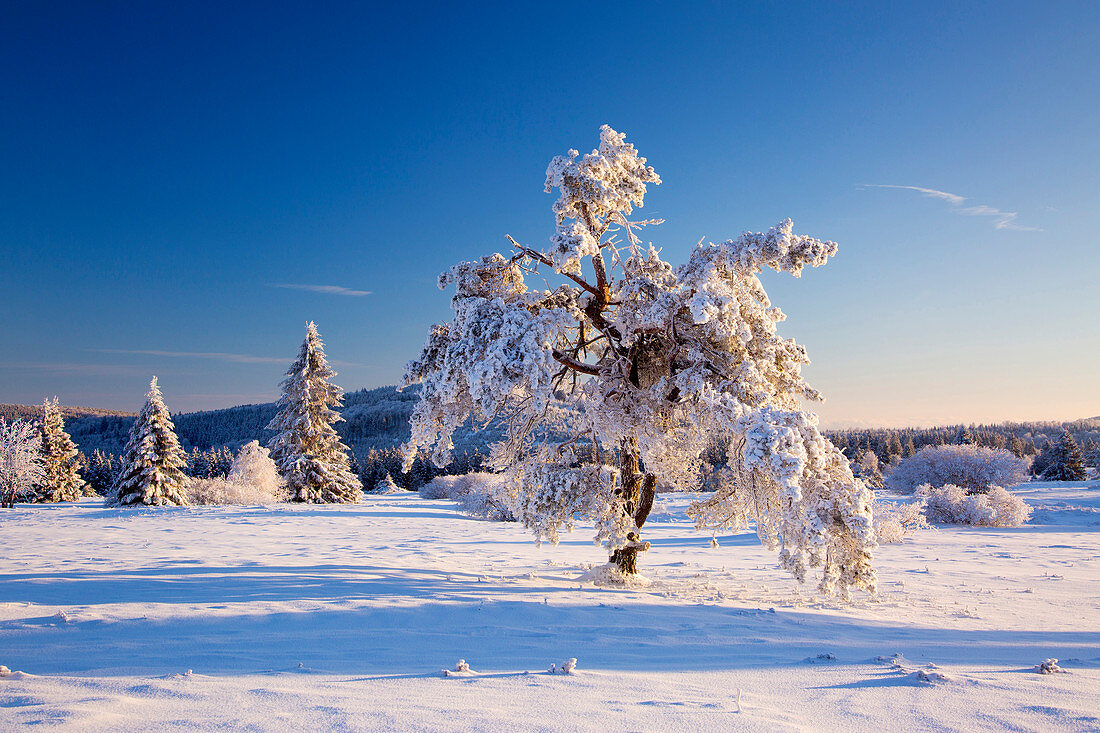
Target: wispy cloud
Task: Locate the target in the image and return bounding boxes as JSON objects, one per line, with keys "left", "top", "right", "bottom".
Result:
{"left": 92, "top": 349, "right": 288, "bottom": 364}
{"left": 90, "top": 348, "right": 366, "bottom": 369}
{"left": 268, "top": 283, "right": 372, "bottom": 297}
{"left": 0, "top": 362, "right": 154, "bottom": 376}
{"left": 860, "top": 184, "right": 1040, "bottom": 231}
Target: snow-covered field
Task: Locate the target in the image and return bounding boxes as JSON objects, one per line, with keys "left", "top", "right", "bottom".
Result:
{"left": 1, "top": 482, "right": 1098, "bottom": 731}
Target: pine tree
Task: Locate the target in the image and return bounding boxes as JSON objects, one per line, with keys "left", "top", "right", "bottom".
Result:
{"left": 113, "top": 377, "right": 190, "bottom": 506}
{"left": 1039, "top": 431, "right": 1087, "bottom": 481}
{"left": 266, "top": 322, "right": 362, "bottom": 503}
{"left": 1086, "top": 440, "right": 1100, "bottom": 476}
{"left": 36, "top": 397, "right": 88, "bottom": 502}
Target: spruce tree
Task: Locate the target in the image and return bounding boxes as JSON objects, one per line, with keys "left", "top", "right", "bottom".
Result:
{"left": 113, "top": 377, "right": 190, "bottom": 506}
{"left": 1039, "top": 431, "right": 1088, "bottom": 482}
{"left": 36, "top": 397, "right": 88, "bottom": 502}
{"left": 266, "top": 322, "right": 362, "bottom": 503}
{"left": 84, "top": 449, "right": 116, "bottom": 495}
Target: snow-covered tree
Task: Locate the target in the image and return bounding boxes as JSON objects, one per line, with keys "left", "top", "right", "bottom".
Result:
{"left": 1035, "top": 431, "right": 1087, "bottom": 481}
{"left": 402, "top": 125, "right": 876, "bottom": 597}
{"left": 113, "top": 377, "right": 190, "bottom": 507}
{"left": 856, "top": 450, "right": 884, "bottom": 488}
{"left": 84, "top": 449, "right": 117, "bottom": 495}
{"left": 227, "top": 440, "right": 286, "bottom": 497}
{"left": 36, "top": 397, "right": 88, "bottom": 502}
{"left": 886, "top": 444, "right": 1029, "bottom": 494}
{"left": 267, "top": 322, "right": 362, "bottom": 503}
{"left": 0, "top": 419, "right": 44, "bottom": 508}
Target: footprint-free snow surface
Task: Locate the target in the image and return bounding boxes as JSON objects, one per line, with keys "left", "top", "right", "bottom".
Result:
{"left": 1, "top": 483, "right": 1098, "bottom": 731}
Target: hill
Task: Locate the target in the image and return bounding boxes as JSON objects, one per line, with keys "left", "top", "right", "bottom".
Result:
{"left": 0, "top": 403, "right": 136, "bottom": 423}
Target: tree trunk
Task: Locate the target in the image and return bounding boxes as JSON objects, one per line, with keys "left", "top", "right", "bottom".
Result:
{"left": 610, "top": 437, "right": 656, "bottom": 574}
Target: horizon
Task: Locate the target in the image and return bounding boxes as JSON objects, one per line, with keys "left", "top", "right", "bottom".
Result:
{"left": 3, "top": 3, "right": 1098, "bottom": 426}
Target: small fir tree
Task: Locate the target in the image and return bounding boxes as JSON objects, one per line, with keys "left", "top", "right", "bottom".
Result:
{"left": 36, "top": 397, "right": 88, "bottom": 502}
{"left": 266, "top": 322, "right": 362, "bottom": 503}
{"left": 113, "top": 377, "right": 190, "bottom": 506}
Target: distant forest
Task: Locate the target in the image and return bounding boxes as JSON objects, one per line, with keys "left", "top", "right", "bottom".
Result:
{"left": 6, "top": 388, "right": 1099, "bottom": 485}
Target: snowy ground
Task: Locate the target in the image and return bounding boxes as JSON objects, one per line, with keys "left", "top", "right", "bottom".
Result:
{"left": 1, "top": 482, "right": 1098, "bottom": 731}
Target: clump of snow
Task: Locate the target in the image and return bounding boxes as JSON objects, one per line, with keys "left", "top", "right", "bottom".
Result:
{"left": 0, "top": 665, "right": 10, "bottom": 677}
{"left": 911, "top": 668, "right": 952, "bottom": 684}
{"left": 548, "top": 658, "right": 578, "bottom": 674}
{"left": 577, "top": 563, "right": 652, "bottom": 587}
{"left": 918, "top": 484, "right": 1032, "bottom": 527}
{"left": 1034, "top": 659, "right": 1066, "bottom": 674}
{"left": 442, "top": 659, "right": 477, "bottom": 677}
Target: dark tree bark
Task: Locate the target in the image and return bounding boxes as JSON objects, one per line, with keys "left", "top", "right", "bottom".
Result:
{"left": 610, "top": 437, "right": 656, "bottom": 574}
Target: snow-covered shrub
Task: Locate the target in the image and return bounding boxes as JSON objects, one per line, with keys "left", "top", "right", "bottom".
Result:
{"left": 873, "top": 498, "right": 930, "bottom": 544}
{"left": 1034, "top": 659, "right": 1066, "bottom": 674}
{"left": 419, "top": 474, "right": 459, "bottom": 500}
{"left": 917, "top": 484, "right": 1031, "bottom": 527}
{"left": 0, "top": 418, "right": 45, "bottom": 508}
{"left": 887, "top": 445, "right": 1028, "bottom": 494}
{"left": 185, "top": 476, "right": 288, "bottom": 505}
{"left": 185, "top": 440, "right": 289, "bottom": 505}
{"left": 420, "top": 472, "right": 515, "bottom": 521}
{"left": 227, "top": 441, "right": 286, "bottom": 498}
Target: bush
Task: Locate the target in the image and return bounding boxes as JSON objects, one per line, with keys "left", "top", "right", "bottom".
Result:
{"left": 226, "top": 441, "right": 287, "bottom": 498}
{"left": 917, "top": 483, "right": 1031, "bottom": 527}
{"left": 873, "top": 498, "right": 930, "bottom": 544}
{"left": 185, "top": 477, "right": 288, "bottom": 505}
{"left": 887, "top": 445, "right": 1029, "bottom": 494}
{"left": 420, "top": 472, "right": 515, "bottom": 521}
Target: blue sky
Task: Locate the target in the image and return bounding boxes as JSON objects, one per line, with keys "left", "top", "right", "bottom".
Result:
{"left": 2, "top": 1, "right": 1097, "bottom": 426}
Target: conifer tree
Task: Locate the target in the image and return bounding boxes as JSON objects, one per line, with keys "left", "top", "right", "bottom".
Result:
{"left": 113, "top": 377, "right": 190, "bottom": 506}
{"left": 84, "top": 449, "right": 116, "bottom": 495}
{"left": 266, "top": 322, "right": 362, "bottom": 503}
{"left": 1039, "top": 431, "right": 1087, "bottom": 481}
{"left": 36, "top": 397, "right": 88, "bottom": 502}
